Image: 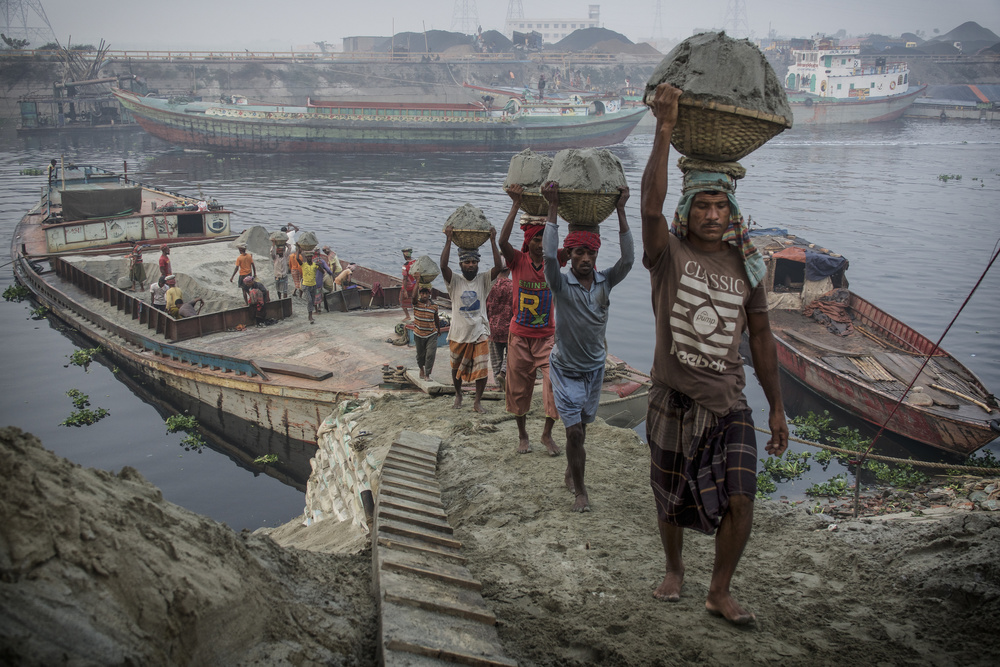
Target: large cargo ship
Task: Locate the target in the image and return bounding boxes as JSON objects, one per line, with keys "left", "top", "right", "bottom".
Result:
{"left": 113, "top": 89, "right": 647, "bottom": 153}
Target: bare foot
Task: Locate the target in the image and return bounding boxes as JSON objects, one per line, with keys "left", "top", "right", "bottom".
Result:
{"left": 571, "top": 493, "right": 590, "bottom": 512}
{"left": 653, "top": 571, "right": 684, "bottom": 602}
{"left": 705, "top": 593, "right": 756, "bottom": 626}
{"left": 419, "top": 372, "right": 427, "bottom": 380}
{"left": 565, "top": 467, "right": 575, "bottom": 493}
{"left": 472, "top": 401, "right": 487, "bottom": 414}
{"left": 452, "top": 395, "right": 463, "bottom": 409}
{"left": 542, "top": 433, "right": 561, "bottom": 457}
{"left": 517, "top": 436, "right": 532, "bottom": 454}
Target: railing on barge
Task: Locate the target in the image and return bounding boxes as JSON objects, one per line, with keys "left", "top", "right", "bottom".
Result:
{"left": 17, "top": 257, "right": 273, "bottom": 379}
{"left": 50, "top": 257, "right": 291, "bottom": 344}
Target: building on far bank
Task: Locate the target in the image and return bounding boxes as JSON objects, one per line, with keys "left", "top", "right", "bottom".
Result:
{"left": 506, "top": 4, "right": 600, "bottom": 43}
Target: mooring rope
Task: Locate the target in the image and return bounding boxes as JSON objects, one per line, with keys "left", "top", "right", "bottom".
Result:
{"left": 752, "top": 426, "right": 998, "bottom": 476}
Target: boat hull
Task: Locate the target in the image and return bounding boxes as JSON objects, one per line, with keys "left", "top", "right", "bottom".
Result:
{"left": 114, "top": 90, "right": 647, "bottom": 153}
{"left": 774, "top": 338, "right": 995, "bottom": 456}
{"left": 791, "top": 87, "right": 923, "bottom": 125}
{"left": 768, "top": 290, "right": 997, "bottom": 456}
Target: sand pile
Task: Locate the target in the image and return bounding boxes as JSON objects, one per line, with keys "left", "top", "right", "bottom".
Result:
{"left": 0, "top": 426, "right": 376, "bottom": 665}
{"left": 503, "top": 149, "right": 553, "bottom": 190}
{"left": 547, "top": 148, "right": 626, "bottom": 192}
{"left": 231, "top": 225, "right": 272, "bottom": 257}
{"left": 646, "top": 31, "right": 792, "bottom": 122}
{"left": 444, "top": 204, "right": 491, "bottom": 231}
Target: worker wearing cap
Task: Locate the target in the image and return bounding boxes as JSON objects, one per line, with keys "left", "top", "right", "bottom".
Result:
{"left": 229, "top": 243, "right": 256, "bottom": 304}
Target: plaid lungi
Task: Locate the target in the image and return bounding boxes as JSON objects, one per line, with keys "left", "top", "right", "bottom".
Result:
{"left": 449, "top": 339, "right": 490, "bottom": 383}
{"left": 646, "top": 383, "right": 757, "bottom": 535}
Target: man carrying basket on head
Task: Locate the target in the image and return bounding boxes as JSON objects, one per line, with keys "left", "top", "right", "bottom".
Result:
{"left": 640, "top": 82, "right": 788, "bottom": 625}
{"left": 540, "top": 181, "right": 634, "bottom": 513}
{"left": 498, "top": 184, "right": 561, "bottom": 457}
{"left": 440, "top": 226, "right": 503, "bottom": 414}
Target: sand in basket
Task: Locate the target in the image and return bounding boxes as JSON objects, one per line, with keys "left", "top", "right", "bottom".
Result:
{"left": 645, "top": 31, "right": 792, "bottom": 162}
{"left": 547, "top": 148, "right": 627, "bottom": 226}
{"left": 504, "top": 149, "right": 552, "bottom": 216}
{"left": 412, "top": 255, "right": 440, "bottom": 285}
{"left": 297, "top": 231, "right": 319, "bottom": 252}
{"left": 444, "top": 204, "right": 492, "bottom": 250}
{"left": 269, "top": 230, "right": 288, "bottom": 251}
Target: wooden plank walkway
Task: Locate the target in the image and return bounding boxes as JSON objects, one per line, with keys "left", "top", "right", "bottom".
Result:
{"left": 374, "top": 430, "right": 516, "bottom": 667}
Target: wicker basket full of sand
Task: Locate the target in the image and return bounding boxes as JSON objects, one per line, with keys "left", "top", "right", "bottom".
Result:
{"left": 547, "top": 148, "right": 627, "bottom": 226}
{"left": 444, "top": 204, "right": 492, "bottom": 250}
{"left": 503, "top": 148, "right": 552, "bottom": 216}
{"left": 297, "top": 231, "right": 319, "bottom": 252}
{"left": 269, "top": 230, "right": 288, "bottom": 247}
{"left": 645, "top": 32, "right": 793, "bottom": 162}
{"left": 412, "top": 255, "right": 440, "bottom": 284}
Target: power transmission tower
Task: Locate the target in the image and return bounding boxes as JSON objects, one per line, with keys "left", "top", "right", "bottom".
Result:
{"left": 650, "top": 0, "right": 664, "bottom": 42}
{"left": 1, "top": 0, "right": 57, "bottom": 46}
{"left": 505, "top": 0, "right": 524, "bottom": 25}
{"left": 451, "top": 0, "right": 480, "bottom": 35}
{"left": 722, "top": 0, "right": 751, "bottom": 40}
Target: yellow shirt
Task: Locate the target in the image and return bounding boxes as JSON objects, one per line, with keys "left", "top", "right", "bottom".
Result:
{"left": 301, "top": 262, "right": 320, "bottom": 287}
{"left": 165, "top": 286, "right": 183, "bottom": 315}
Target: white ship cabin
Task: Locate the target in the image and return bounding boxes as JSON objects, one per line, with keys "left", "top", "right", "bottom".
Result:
{"left": 786, "top": 46, "right": 909, "bottom": 101}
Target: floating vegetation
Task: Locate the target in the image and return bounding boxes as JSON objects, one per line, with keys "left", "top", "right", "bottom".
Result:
{"left": 60, "top": 389, "right": 110, "bottom": 427}
{"left": 179, "top": 433, "right": 206, "bottom": 451}
{"left": 165, "top": 413, "right": 205, "bottom": 452}
{"left": 937, "top": 174, "right": 962, "bottom": 182}
{"left": 165, "top": 414, "right": 199, "bottom": 433}
{"left": 66, "top": 388, "right": 90, "bottom": 409}
{"left": 756, "top": 471, "right": 777, "bottom": 500}
{"left": 68, "top": 346, "right": 101, "bottom": 370}
{"left": 762, "top": 450, "right": 812, "bottom": 481}
{"left": 865, "top": 460, "right": 930, "bottom": 488}
{"left": 29, "top": 306, "right": 48, "bottom": 319}
{"left": 806, "top": 474, "right": 851, "bottom": 497}
{"left": 952, "top": 449, "right": 1000, "bottom": 472}
{"left": 3, "top": 284, "right": 30, "bottom": 302}
{"left": 254, "top": 454, "right": 279, "bottom": 465}
{"left": 788, "top": 410, "right": 833, "bottom": 442}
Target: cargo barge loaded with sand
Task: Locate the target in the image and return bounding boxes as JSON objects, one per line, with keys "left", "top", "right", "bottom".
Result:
{"left": 112, "top": 88, "right": 647, "bottom": 153}
{"left": 11, "top": 164, "right": 650, "bottom": 452}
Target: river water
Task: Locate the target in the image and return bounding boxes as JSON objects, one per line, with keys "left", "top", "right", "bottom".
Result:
{"left": 1, "top": 119, "right": 998, "bottom": 529}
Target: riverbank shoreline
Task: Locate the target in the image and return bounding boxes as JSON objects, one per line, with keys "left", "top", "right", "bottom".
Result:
{"left": 3, "top": 392, "right": 998, "bottom": 665}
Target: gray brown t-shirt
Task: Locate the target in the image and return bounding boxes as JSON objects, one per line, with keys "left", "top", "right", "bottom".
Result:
{"left": 645, "top": 234, "right": 767, "bottom": 416}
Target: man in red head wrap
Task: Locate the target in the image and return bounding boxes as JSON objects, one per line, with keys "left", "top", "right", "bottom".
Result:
{"left": 498, "top": 185, "right": 560, "bottom": 457}
{"left": 540, "top": 180, "right": 635, "bottom": 513}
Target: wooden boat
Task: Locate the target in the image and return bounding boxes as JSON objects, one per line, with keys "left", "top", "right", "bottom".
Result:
{"left": 784, "top": 42, "right": 924, "bottom": 125}
{"left": 12, "top": 165, "right": 649, "bottom": 451}
{"left": 112, "top": 88, "right": 647, "bottom": 154}
{"left": 752, "top": 229, "right": 999, "bottom": 455}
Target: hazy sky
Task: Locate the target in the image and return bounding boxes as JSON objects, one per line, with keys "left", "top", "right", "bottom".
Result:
{"left": 20, "top": 0, "right": 1000, "bottom": 51}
